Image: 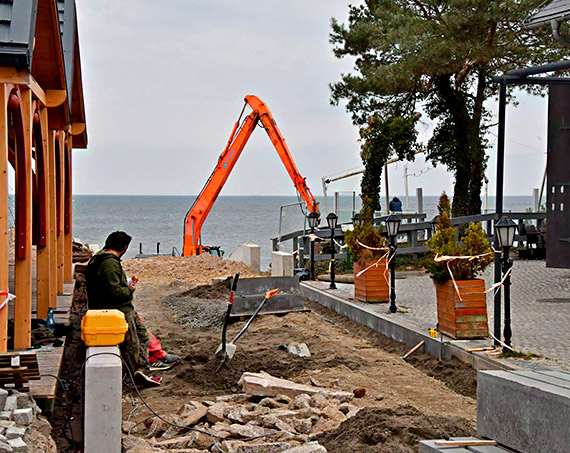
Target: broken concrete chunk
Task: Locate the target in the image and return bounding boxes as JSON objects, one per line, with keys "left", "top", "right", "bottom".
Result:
{"left": 337, "top": 403, "right": 355, "bottom": 415}
{"left": 0, "top": 413, "right": 10, "bottom": 422}
{"left": 287, "top": 343, "right": 311, "bottom": 357}
{"left": 121, "top": 435, "right": 152, "bottom": 452}
{"left": 11, "top": 410, "right": 32, "bottom": 427}
{"left": 210, "top": 422, "right": 232, "bottom": 439}
{"left": 152, "top": 431, "right": 212, "bottom": 450}
{"left": 0, "top": 390, "right": 7, "bottom": 412}
{"left": 275, "top": 394, "right": 292, "bottom": 405}
{"left": 0, "top": 441, "right": 10, "bottom": 453}
{"left": 239, "top": 372, "right": 353, "bottom": 403}
{"left": 289, "top": 394, "right": 311, "bottom": 410}
{"left": 227, "top": 423, "right": 269, "bottom": 439}
{"left": 216, "top": 393, "right": 251, "bottom": 404}
{"left": 177, "top": 401, "right": 208, "bottom": 426}
{"left": 207, "top": 401, "right": 231, "bottom": 424}
{"left": 292, "top": 418, "right": 313, "bottom": 434}
{"left": 258, "top": 397, "right": 280, "bottom": 408}
{"left": 223, "top": 440, "right": 293, "bottom": 453}
{"left": 282, "top": 442, "right": 327, "bottom": 453}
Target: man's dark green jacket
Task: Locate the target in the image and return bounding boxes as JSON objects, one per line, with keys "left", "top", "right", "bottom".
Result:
{"left": 86, "top": 250, "right": 134, "bottom": 313}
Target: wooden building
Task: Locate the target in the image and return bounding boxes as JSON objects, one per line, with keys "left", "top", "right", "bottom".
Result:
{"left": 0, "top": 0, "right": 87, "bottom": 351}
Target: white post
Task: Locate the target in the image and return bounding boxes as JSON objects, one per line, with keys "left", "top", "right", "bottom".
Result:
{"left": 416, "top": 187, "right": 423, "bottom": 216}
{"left": 533, "top": 188, "right": 540, "bottom": 212}
{"left": 84, "top": 346, "right": 122, "bottom": 453}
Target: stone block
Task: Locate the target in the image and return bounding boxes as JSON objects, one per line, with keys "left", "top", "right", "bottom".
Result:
{"left": 3, "top": 398, "right": 16, "bottom": 413}
{"left": 282, "top": 443, "right": 327, "bottom": 453}
{"left": 478, "top": 370, "right": 570, "bottom": 453}
{"left": 0, "top": 413, "right": 11, "bottom": 421}
{"left": 84, "top": 346, "right": 122, "bottom": 453}
{"left": 228, "top": 243, "right": 261, "bottom": 273}
{"left": 207, "top": 401, "right": 230, "bottom": 424}
{"left": 176, "top": 401, "right": 208, "bottom": 426}
{"left": 0, "top": 441, "right": 11, "bottom": 453}
{"left": 7, "top": 437, "right": 26, "bottom": 452}
{"left": 11, "top": 409, "right": 32, "bottom": 426}
{"left": 13, "top": 395, "right": 30, "bottom": 411}
{"left": 0, "top": 390, "right": 7, "bottom": 412}
{"left": 271, "top": 252, "right": 294, "bottom": 277}
{"left": 223, "top": 440, "right": 292, "bottom": 453}
{"left": 4, "top": 427, "right": 24, "bottom": 440}
{"left": 227, "top": 423, "right": 268, "bottom": 439}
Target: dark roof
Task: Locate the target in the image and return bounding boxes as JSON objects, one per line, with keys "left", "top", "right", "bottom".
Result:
{"left": 0, "top": 0, "right": 38, "bottom": 69}
{"left": 526, "top": 0, "right": 570, "bottom": 28}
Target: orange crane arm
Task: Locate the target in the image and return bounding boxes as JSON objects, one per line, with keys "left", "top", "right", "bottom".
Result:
{"left": 183, "top": 95, "right": 319, "bottom": 256}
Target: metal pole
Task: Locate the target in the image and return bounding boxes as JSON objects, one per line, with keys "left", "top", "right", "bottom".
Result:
{"left": 502, "top": 246, "right": 513, "bottom": 350}
{"left": 310, "top": 227, "right": 315, "bottom": 281}
{"left": 329, "top": 227, "right": 336, "bottom": 289}
{"left": 384, "top": 162, "right": 390, "bottom": 215}
{"left": 494, "top": 79, "right": 507, "bottom": 346}
{"left": 389, "top": 236, "right": 397, "bottom": 313}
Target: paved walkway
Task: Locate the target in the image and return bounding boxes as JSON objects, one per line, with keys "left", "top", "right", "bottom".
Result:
{"left": 314, "top": 260, "right": 570, "bottom": 371}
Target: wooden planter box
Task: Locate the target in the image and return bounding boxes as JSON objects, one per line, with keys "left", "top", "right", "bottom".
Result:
{"left": 435, "top": 279, "right": 489, "bottom": 339}
{"left": 354, "top": 259, "right": 389, "bottom": 303}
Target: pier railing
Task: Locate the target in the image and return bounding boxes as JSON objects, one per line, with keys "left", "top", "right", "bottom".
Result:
{"left": 271, "top": 211, "right": 547, "bottom": 267}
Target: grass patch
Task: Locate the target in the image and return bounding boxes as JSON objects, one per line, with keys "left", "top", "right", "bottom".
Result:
{"left": 499, "top": 350, "right": 543, "bottom": 360}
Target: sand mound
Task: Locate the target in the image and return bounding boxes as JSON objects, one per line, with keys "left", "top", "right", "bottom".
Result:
{"left": 123, "top": 254, "right": 262, "bottom": 285}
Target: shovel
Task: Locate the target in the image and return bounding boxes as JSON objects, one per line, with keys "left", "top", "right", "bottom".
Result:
{"left": 216, "top": 272, "right": 240, "bottom": 359}
{"left": 216, "top": 288, "right": 280, "bottom": 361}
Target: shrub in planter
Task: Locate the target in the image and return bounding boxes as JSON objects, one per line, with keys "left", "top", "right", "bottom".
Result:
{"left": 425, "top": 192, "right": 493, "bottom": 338}
{"left": 345, "top": 218, "right": 389, "bottom": 303}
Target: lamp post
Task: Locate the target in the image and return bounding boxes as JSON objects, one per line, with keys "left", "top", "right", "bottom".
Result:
{"left": 326, "top": 213, "right": 338, "bottom": 289}
{"left": 352, "top": 213, "right": 364, "bottom": 227}
{"left": 495, "top": 216, "right": 517, "bottom": 350}
{"left": 308, "top": 212, "right": 319, "bottom": 281}
{"left": 386, "top": 215, "right": 401, "bottom": 313}
{"left": 430, "top": 215, "right": 439, "bottom": 238}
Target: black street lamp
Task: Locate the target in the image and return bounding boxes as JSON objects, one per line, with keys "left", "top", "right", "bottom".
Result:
{"left": 308, "top": 212, "right": 319, "bottom": 281}
{"left": 385, "top": 215, "right": 401, "bottom": 313}
{"left": 495, "top": 216, "right": 517, "bottom": 350}
{"left": 430, "top": 215, "right": 439, "bottom": 237}
{"left": 352, "top": 213, "right": 364, "bottom": 227}
{"left": 326, "top": 213, "right": 338, "bottom": 289}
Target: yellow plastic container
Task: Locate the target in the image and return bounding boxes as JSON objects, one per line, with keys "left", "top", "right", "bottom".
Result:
{"left": 81, "top": 309, "right": 128, "bottom": 347}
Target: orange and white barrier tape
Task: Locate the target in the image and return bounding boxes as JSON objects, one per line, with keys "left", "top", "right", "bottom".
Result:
{"left": 0, "top": 291, "right": 15, "bottom": 311}
{"left": 356, "top": 240, "right": 389, "bottom": 252}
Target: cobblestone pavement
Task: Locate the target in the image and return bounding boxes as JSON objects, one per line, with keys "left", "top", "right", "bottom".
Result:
{"left": 321, "top": 260, "right": 570, "bottom": 371}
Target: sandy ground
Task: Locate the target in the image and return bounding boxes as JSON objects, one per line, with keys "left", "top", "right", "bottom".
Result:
{"left": 115, "top": 255, "right": 478, "bottom": 451}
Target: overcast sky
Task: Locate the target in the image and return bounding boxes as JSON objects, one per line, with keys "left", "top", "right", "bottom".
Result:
{"left": 72, "top": 1, "right": 551, "bottom": 198}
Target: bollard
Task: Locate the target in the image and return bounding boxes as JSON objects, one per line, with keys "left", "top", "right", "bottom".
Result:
{"left": 84, "top": 346, "right": 122, "bottom": 453}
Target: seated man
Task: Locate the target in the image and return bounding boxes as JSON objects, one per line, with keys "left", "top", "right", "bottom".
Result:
{"left": 86, "top": 231, "right": 163, "bottom": 386}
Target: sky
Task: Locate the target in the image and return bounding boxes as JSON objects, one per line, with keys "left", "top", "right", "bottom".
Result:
{"left": 72, "top": 1, "right": 551, "bottom": 198}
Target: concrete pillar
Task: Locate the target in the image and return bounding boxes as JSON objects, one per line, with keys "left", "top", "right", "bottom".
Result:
{"left": 271, "top": 251, "right": 294, "bottom": 277}
{"left": 228, "top": 243, "right": 261, "bottom": 273}
{"left": 84, "top": 346, "right": 122, "bottom": 453}
{"left": 416, "top": 187, "right": 423, "bottom": 215}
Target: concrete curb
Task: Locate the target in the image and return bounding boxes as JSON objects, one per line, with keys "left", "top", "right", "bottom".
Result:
{"left": 301, "top": 282, "right": 514, "bottom": 372}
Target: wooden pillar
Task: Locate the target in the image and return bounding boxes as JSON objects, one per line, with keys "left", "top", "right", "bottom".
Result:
{"left": 56, "top": 131, "right": 64, "bottom": 294}
{"left": 63, "top": 137, "right": 72, "bottom": 284}
{"left": 0, "top": 86, "right": 9, "bottom": 352}
{"left": 14, "top": 87, "right": 33, "bottom": 350}
{"left": 48, "top": 130, "right": 57, "bottom": 308}
{"left": 36, "top": 106, "right": 51, "bottom": 319}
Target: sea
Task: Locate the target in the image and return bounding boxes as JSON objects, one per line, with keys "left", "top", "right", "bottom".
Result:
{"left": 70, "top": 194, "right": 540, "bottom": 270}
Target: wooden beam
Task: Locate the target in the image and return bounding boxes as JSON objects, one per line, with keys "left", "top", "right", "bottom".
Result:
{"left": 63, "top": 138, "right": 72, "bottom": 283}
{"left": 47, "top": 130, "right": 57, "bottom": 309}
{"left": 0, "top": 69, "right": 47, "bottom": 107}
{"left": 14, "top": 88, "right": 33, "bottom": 350}
{"left": 45, "top": 90, "right": 66, "bottom": 108}
{"left": 70, "top": 122, "right": 85, "bottom": 136}
{"left": 36, "top": 107, "right": 51, "bottom": 319}
{"left": 0, "top": 86, "right": 9, "bottom": 352}
{"left": 56, "top": 132, "right": 64, "bottom": 294}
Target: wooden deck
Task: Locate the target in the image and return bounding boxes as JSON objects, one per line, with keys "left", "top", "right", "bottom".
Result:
{"left": 9, "top": 265, "right": 73, "bottom": 399}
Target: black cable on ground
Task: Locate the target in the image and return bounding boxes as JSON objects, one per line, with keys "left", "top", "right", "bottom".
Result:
{"left": 42, "top": 373, "right": 76, "bottom": 448}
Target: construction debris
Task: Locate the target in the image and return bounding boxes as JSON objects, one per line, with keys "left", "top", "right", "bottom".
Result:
{"left": 238, "top": 372, "right": 353, "bottom": 402}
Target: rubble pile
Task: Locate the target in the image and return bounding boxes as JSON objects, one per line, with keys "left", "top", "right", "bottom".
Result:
{"left": 0, "top": 388, "right": 56, "bottom": 452}
{"left": 122, "top": 372, "right": 359, "bottom": 453}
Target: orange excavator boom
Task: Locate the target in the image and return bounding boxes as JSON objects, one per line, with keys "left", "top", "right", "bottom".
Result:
{"left": 183, "top": 95, "right": 319, "bottom": 256}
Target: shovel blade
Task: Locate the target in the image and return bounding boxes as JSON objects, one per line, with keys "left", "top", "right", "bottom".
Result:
{"left": 225, "top": 343, "right": 237, "bottom": 359}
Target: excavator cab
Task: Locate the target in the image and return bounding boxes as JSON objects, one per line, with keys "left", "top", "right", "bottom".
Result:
{"left": 201, "top": 245, "right": 224, "bottom": 257}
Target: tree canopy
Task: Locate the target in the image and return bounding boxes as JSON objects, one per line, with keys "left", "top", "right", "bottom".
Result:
{"left": 331, "top": 0, "right": 565, "bottom": 216}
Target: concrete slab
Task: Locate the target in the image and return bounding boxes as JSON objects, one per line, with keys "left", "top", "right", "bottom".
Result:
{"left": 419, "top": 439, "right": 511, "bottom": 453}
{"left": 230, "top": 294, "right": 304, "bottom": 317}
{"left": 228, "top": 243, "right": 261, "bottom": 273}
{"left": 272, "top": 252, "right": 294, "bottom": 277}
{"left": 234, "top": 277, "right": 300, "bottom": 296}
{"left": 478, "top": 370, "right": 570, "bottom": 452}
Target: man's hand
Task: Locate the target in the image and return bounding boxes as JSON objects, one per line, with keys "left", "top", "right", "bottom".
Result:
{"left": 129, "top": 275, "right": 139, "bottom": 291}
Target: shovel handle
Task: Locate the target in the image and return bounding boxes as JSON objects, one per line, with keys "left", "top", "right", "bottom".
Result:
{"left": 221, "top": 272, "right": 240, "bottom": 354}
